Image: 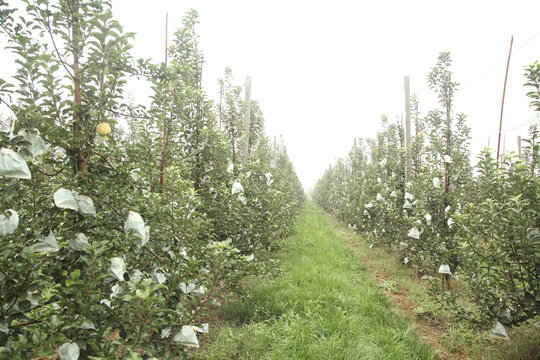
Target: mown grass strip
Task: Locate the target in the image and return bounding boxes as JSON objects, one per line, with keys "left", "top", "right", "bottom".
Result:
{"left": 195, "top": 201, "right": 434, "bottom": 359}
{"left": 320, "top": 202, "right": 540, "bottom": 360}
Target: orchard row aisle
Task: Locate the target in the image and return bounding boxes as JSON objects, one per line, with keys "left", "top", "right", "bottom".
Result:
{"left": 196, "top": 201, "right": 434, "bottom": 359}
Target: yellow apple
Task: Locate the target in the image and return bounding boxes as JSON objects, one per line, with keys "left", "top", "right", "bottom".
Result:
{"left": 96, "top": 122, "right": 111, "bottom": 136}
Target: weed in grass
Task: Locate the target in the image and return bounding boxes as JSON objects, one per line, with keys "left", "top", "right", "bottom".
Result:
{"left": 378, "top": 279, "right": 398, "bottom": 293}
{"left": 412, "top": 303, "right": 439, "bottom": 320}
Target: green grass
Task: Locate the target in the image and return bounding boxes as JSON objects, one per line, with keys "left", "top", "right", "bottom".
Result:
{"left": 194, "top": 201, "right": 434, "bottom": 360}
{"left": 318, "top": 203, "right": 540, "bottom": 360}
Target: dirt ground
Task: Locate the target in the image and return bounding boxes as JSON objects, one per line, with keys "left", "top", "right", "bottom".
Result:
{"left": 346, "top": 239, "right": 465, "bottom": 360}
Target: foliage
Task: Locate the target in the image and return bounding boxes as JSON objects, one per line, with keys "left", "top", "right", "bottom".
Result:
{"left": 524, "top": 61, "right": 540, "bottom": 112}
{"left": 441, "top": 150, "right": 540, "bottom": 326}
{"left": 0, "top": 2, "right": 303, "bottom": 358}
{"left": 313, "top": 52, "right": 539, "bottom": 330}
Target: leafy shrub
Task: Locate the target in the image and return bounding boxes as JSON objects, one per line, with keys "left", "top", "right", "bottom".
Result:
{"left": 313, "top": 52, "right": 540, "bottom": 330}
{"left": 0, "top": 2, "right": 304, "bottom": 358}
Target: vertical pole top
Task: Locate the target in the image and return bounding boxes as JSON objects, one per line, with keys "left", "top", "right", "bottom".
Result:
{"left": 165, "top": 13, "right": 168, "bottom": 66}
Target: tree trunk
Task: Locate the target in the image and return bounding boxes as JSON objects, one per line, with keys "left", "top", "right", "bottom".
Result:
{"left": 71, "top": 0, "right": 86, "bottom": 173}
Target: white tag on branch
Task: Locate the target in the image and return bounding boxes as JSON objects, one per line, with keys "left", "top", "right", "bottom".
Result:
{"left": 377, "top": 177, "right": 382, "bottom": 183}
{"left": 438, "top": 264, "right": 451, "bottom": 274}
{"left": 178, "top": 282, "right": 198, "bottom": 294}
{"left": 443, "top": 155, "right": 453, "bottom": 164}
{"left": 193, "top": 323, "right": 209, "bottom": 334}
{"left": 58, "top": 342, "right": 80, "bottom": 360}
{"left": 130, "top": 168, "right": 141, "bottom": 181}
{"left": 74, "top": 195, "right": 96, "bottom": 216}
{"left": 227, "top": 163, "right": 234, "bottom": 173}
{"left": 28, "top": 231, "right": 59, "bottom": 253}
{"left": 174, "top": 325, "right": 199, "bottom": 348}
{"left": 246, "top": 254, "right": 254, "bottom": 262}
{"left": 404, "top": 192, "right": 414, "bottom": 200}
{"left": 379, "top": 159, "right": 387, "bottom": 167}
{"left": 161, "top": 327, "right": 172, "bottom": 339}
{"left": 109, "top": 257, "right": 126, "bottom": 282}
{"left": 19, "top": 130, "right": 48, "bottom": 158}
{"left": 265, "top": 172, "right": 273, "bottom": 185}
{"left": 447, "top": 218, "right": 455, "bottom": 227}
{"left": 490, "top": 322, "right": 509, "bottom": 340}
{"left": 152, "top": 272, "right": 167, "bottom": 284}
{"left": 110, "top": 283, "right": 121, "bottom": 298}
{"left": 70, "top": 233, "right": 88, "bottom": 251}
{"left": 0, "top": 209, "right": 19, "bottom": 236}
{"left": 238, "top": 193, "right": 247, "bottom": 205}
{"left": 407, "top": 227, "right": 420, "bottom": 239}
{"left": 195, "top": 286, "right": 206, "bottom": 296}
{"left": 54, "top": 188, "right": 78, "bottom": 211}
{"left": 390, "top": 191, "right": 398, "bottom": 198}
{"left": 0, "top": 148, "right": 31, "bottom": 179}
{"left": 376, "top": 193, "right": 384, "bottom": 201}
{"left": 231, "top": 181, "right": 244, "bottom": 195}
{"left": 80, "top": 321, "right": 95, "bottom": 330}
{"left": 124, "top": 211, "right": 146, "bottom": 242}
{"left": 363, "top": 209, "right": 369, "bottom": 216}
{"left": 142, "top": 226, "right": 150, "bottom": 247}
{"left": 130, "top": 269, "right": 144, "bottom": 283}
{"left": 424, "top": 213, "right": 432, "bottom": 225}
{"left": 433, "top": 177, "right": 441, "bottom": 189}
{"left": 403, "top": 200, "right": 412, "bottom": 209}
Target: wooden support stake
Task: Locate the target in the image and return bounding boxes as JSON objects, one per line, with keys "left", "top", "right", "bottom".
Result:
{"left": 441, "top": 274, "right": 451, "bottom": 291}
{"left": 496, "top": 35, "right": 514, "bottom": 167}
{"left": 404, "top": 76, "right": 411, "bottom": 181}
{"left": 517, "top": 136, "right": 521, "bottom": 157}
{"left": 159, "top": 13, "right": 169, "bottom": 193}
{"left": 232, "top": 114, "right": 235, "bottom": 164}
{"left": 271, "top": 135, "right": 277, "bottom": 168}
{"left": 242, "top": 76, "right": 252, "bottom": 163}
{"left": 219, "top": 79, "right": 223, "bottom": 130}
{"left": 159, "top": 12, "right": 169, "bottom": 193}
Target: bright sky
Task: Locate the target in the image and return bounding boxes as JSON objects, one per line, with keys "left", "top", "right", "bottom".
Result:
{"left": 2, "top": 0, "right": 540, "bottom": 190}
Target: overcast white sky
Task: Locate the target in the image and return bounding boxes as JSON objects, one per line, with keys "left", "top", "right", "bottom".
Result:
{"left": 2, "top": 1, "right": 540, "bottom": 190}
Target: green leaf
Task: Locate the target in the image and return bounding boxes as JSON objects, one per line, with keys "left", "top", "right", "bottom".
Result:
{"left": 70, "top": 269, "right": 81, "bottom": 281}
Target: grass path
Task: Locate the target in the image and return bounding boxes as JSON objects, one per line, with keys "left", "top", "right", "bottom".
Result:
{"left": 195, "top": 201, "right": 434, "bottom": 359}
